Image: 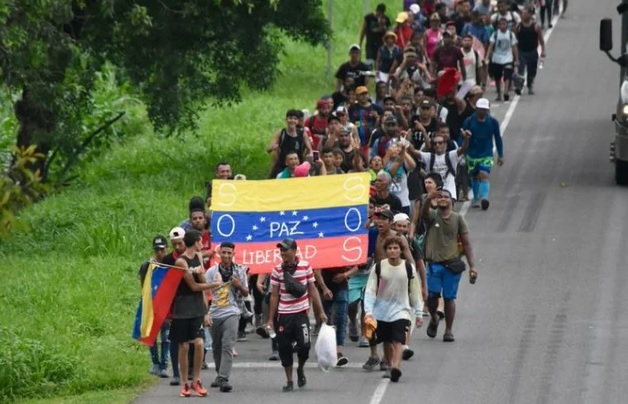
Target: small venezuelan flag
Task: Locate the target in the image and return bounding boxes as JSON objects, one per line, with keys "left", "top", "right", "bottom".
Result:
{"left": 132, "top": 263, "right": 184, "bottom": 346}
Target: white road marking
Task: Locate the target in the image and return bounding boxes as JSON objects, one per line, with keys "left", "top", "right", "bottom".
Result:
{"left": 369, "top": 379, "right": 390, "bottom": 404}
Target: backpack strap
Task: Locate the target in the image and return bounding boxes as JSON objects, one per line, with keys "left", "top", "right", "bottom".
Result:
{"left": 405, "top": 260, "right": 414, "bottom": 296}
{"left": 375, "top": 259, "right": 414, "bottom": 297}
{"left": 429, "top": 152, "right": 436, "bottom": 172}
{"left": 375, "top": 261, "right": 382, "bottom": 292}
{"left": 444, "top": 152, "right": 456, "bottom": 177}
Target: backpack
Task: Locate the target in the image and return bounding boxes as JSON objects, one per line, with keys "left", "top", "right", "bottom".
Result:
{"left": 375, "top": 260, "right": 414, "bottom": 297}
{"left": 492, "top": 11, "right": 516, "bottom": 30}
{"left": 490, "top": 30, "right": 514, "bottom": 45}
{"left": 279, "top": 128, "right": 307, "bottom": 159}
{"left": 429, "top": 152, "right": 456, "bottom": 179}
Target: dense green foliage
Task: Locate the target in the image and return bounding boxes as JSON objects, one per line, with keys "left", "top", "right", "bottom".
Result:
{"left": 0, "top": 0, "right": 400, "bottom": 402}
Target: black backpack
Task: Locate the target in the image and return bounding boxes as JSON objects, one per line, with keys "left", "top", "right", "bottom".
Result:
{"left": 429, "top": 152, "right": 456, "bottom": 179}
{"left": 375, "top": 260, "right": 414, "bottom": 297}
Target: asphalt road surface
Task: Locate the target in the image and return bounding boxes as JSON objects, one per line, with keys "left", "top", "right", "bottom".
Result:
{"left": 134, "top": 1, "right": 628, "bottom": 403}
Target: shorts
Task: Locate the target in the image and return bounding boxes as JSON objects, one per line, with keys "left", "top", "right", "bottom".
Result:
{"left": 466, "top": 156, "right": 494, "bottom": 176}
{"left": 348, "top": 273, "right": 369, "bottom": 303}
{"left": 427, "top": 263, "right": 463, "bottom": 300}
{"left": 170, "top": 316, "right": 205, "bottom": 343}
{"left": 275, "top": 311, "right": 311, "bottom": 368}
{"left": 489, "top": 62, "right": 514, "bottom": 82}
{"left": 375, "top": 319, "right": 411, "bottom": 344}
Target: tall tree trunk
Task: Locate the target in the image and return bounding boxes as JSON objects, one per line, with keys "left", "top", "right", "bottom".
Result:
{"left": 13, "top": 87, "right": 55, "bottom": 181}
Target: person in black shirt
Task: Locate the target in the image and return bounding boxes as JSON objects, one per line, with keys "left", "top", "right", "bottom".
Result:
{"left": 314, "top": 266, "right": 357, "bottom": 367}
{"left": 335, "top": 45, "right": 371, "bottom": 91}
{"left": 171, "top": 230, "right": 218, "bottom": 398}
{"left": 360, "top": 3, "right": 391, "bottom": 64}
{"left": 373, "top": 171, "right": 403, "bottom": 213}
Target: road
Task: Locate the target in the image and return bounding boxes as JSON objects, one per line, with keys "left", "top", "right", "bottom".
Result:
{"left": 135, "top": 1, "right": 628, "bottom": 403}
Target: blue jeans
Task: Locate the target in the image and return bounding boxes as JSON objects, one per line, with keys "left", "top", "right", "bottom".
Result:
{"left": 323, "top": 288, "right": 349, "bottom": 347}
{"left": 149, "top": 321, "right": 170, "bottom": 370}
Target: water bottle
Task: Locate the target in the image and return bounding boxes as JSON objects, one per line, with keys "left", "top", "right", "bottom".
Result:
{"left": 539, "top": 57, "right": 545, "bottom": 70}
{"left": 266, "top": 325, "right": 277, "bottom": 339}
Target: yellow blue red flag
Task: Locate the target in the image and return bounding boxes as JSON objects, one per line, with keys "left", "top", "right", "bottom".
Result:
{"left": 132, "top": 263, "right": 183, "bottom": 346}
{"left": 211, "top": 173, "right": 371, "bottom": 273}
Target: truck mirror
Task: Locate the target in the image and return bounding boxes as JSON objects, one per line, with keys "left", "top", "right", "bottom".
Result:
{"left": 600, "top": 19, "right": 613, "bottom": 52}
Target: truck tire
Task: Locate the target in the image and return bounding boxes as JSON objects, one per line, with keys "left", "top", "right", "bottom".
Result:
{"left": 616, "top": 160, "right": 628, "bottom": 186}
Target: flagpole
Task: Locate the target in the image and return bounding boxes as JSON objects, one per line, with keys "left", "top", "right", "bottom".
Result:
{"left": 149, "top": 259, "right": 191, "bottom": 272}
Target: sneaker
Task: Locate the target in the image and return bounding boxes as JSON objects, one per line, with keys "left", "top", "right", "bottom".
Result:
{"left": 382, "top": 368, "right": 391, "bottom": 379}
{"left": 514, "top": 87, "right": 522, "bottom": 96}
{"left": 358, "top": 337, "right": 370, "bottom": 348}
{"left": 336, "top": 353, "right": 349, "bottom": 367}
{"left": 402, "top": 347, "right": 414, "bottom": 361}
{"left": 237, "top": 331, "right": 247, "bottom": 342}
{"left": 471, "top": 199, "right": 481, "bottom": 208}
{"left": 380, "top": 361, "right": 389, "bottom": 371}
{"left": 149, "top": 364, "right": 159, "bottom": 375}
{"left": 390, "top": 368, "right": 402, "bottom": 383}
{"left": 269, "top": 351, "right": 279, "bottom": 361}
{"left": 282, "top": 381, "right": 294, "bottom": 392}
{"left": 170, "top": 376, "right": 181, "bottom": 386}
{"left": 362, "top": 356, "right": 380, "bottom": 371}
{"left": 210, "top": 376, "right": 222, "bottom": 388}
{"left": 191, "top": 380, "right": 208, "bottom": 397}
{"left": 219, "top": 380, "right": 233, "bottom": 392}
{"left": 201, "top": 361, "right": 209, "bottom": 370}
{"left": 180, "top": 383, "right": 192, "bottom": 397}
{"left": 349, "top": 322, "right": 359, "bottom": 342}
{"left": 297, "top": 367, "right": 307, "bottom": 388}
{"left": 504, "top": 93, "right": 510, "bottom": 102}
{"left": 158, "top": 368, "right": 169, "bottom": 378}
{"left": 481, "top": 199, "right": 490, "bottom": 211}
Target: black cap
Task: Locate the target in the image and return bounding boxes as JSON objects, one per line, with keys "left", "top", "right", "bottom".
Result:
{"left": 152, "top": 235, "right": 167, "bottom": 249}
{"left": 385, "top": 115, "right": 398, "bottom": 124}
{"left": 373, "top": 209, "right": 394, "bottom": 220}
{"left": 276, "top": 238, "right": 298, "bottom": 250}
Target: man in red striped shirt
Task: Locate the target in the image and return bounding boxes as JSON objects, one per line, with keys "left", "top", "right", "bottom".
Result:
{"left": 266, "top": 238, "right": 327, "bottom": 392}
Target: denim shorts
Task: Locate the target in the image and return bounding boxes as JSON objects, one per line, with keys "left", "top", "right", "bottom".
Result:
{"left": 427, "top": 263, "right": 463, "bottom": 300}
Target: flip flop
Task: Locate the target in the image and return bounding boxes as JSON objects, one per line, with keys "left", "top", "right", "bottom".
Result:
{"left": 426, "top": 317, "right": 440, "bottom": 338}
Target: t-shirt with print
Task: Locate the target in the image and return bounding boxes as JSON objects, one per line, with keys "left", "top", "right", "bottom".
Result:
{"left": 490, "top": 30, "right": 517, "bottom": 65}
{"left": 423, "top": 211, "right": 469, "bottom": 263}
{"left": 386, "top": 162, "right": 411, "bottom": 209}
{"left": 419, "top": 150, "right": 461, "bottom": 200}
{"left": 270, "top": 260, "right": 315, "bottom": 315}
{"left": 335, "top": 61, "right": 370, "bottom": 88}
{"left": 205, "top": 263, "right": 248, "bottom": 320}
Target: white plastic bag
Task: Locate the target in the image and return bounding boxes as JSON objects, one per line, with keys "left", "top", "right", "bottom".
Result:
{"left": 314, "top": 323, "right": 337, "bottom": 372}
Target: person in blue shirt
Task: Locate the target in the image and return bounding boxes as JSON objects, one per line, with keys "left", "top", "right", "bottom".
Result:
{"left": 461, "top": 97, "right": 503, "bottom": 210}
{"left": 461, "top": 11, "right": 490, "bottom": 46}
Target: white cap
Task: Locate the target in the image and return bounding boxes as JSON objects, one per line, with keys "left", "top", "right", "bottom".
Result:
{"left": 393, "top": 213, "right": 410, "bottom": 223}
{"left": 476, "top": 98, "right": 490, "bottom": 109}
{"left": 169, "top": 226, "right": 186, "bottom": 240}
{"left": 349, "top": 43, "right": 361, "bottom": 52}
{"left": 409, "top": 4, "right": 420, "bottom": 14}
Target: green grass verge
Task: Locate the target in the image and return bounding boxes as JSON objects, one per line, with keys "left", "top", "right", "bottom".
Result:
{"left": 0, "top": 0, "right": 401, "bottom": 402}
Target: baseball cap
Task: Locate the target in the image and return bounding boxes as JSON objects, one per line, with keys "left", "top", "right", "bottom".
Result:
{"left": 356, "top": 86, "right": 369, "bottom": 95}
{"left": 476, "top": 98, "right": 490, "bottom": 109}
{"left": 276, "top": 238, "right": 298, "bottom": 250}
{"left": 420, "top": 99, "right": 434, "bottom": 108}
{"left": 385, "top": 115, "right": 398, "bottom": 124}
{"left": 169, "top": 226, "right": 185, "bottom": 240}
{"left": 335, "top": 106, "right": 348, "bottom": 115}
{"left": 393, "top": 213, "right": 410, "bottom": 223}
{"left": 409, "top": 4, "right": 420, "bottom": 14}
{"left": 349, "top": 44, "right": 361, "bottom": 52}
{"left": 374, "top": 208, "right": 394, "bottom": 220}
{"left": 396, "top": 12, "right": 409, "bottom": 23}
{"left": 152, "top": 235, "right": 167, "bottom": 249}
{"left": 293, "top": 161, "right": 311, "bottom": 177}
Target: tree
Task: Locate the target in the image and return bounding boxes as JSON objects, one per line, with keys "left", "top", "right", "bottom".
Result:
{"left": 0, "top": 0, "right": 330, "bottom": 182}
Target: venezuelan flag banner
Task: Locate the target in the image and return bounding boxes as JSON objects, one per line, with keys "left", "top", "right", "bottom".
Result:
{"left": 211, "top": 173, "right": 370, "bottom": 274}
{"left": 132, "top": 263, "right": 184, "bottom": 346}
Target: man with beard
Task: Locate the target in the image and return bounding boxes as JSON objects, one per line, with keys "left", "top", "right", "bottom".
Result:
{"left": 324, "top": 124, "right": 359, "bottom": 173}
{"left": 305, "top": 99, "right": 331, "bottom": 150}
{"left": 371, "top": 116, "right": 403, "bottom": 159}
{"left": 422, "top": 190, "right": 477, "bottom": 343}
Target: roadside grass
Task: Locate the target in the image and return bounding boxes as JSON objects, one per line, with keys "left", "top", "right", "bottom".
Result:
{"left": 0, "top": 0, "right": 400, "bottom": 402}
